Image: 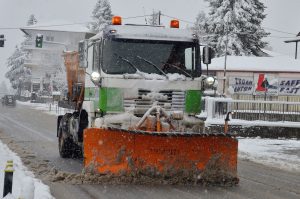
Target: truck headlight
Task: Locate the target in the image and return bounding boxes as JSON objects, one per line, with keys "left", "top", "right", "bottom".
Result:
{"left": 205, "top": 76, "right": 215, "bottom": 86}
{"left": 91, "top": 72, "right": 101, "bottom": 83}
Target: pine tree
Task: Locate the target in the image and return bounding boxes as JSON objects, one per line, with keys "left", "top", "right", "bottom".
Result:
{"left": 5, "top": 15, "right": 37, "bottom": 90}
{"left": 27, "top": 14, "right": 38, "bottom": 26}
{"left": 204, "top": 0, "right": 269, "bottom": 56}
{"left": 5, "top": 46, "right": 31, "bottom": 89}
{"left": 193, "top": 11, "right": 209, "bottom": 44}
{"left": 88, "top": 0, "right": 113, "bottom": 33}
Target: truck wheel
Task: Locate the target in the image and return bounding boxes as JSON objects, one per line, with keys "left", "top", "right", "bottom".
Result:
{"left": 58, "top": 130, "right": 74, "bottom": 158}
{"left": 74, "top": 145, "right": 83, "bottom": 158}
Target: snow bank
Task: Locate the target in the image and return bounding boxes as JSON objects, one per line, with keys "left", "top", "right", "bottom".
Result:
{"left": 0, "top": 140, "right": 54, "bottom": 199}
{"left": 238, "top": 138, "right": 300, "bottom": 172}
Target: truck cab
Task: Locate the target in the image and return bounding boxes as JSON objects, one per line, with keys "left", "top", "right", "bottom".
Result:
{"left": 57, "top": 16, "right": 216, "bottom": 157}
{"left": 80, "top": 17, "right": 213, "bottom": 128}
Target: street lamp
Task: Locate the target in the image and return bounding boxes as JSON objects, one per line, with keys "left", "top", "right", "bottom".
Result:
{"left": 284, "top": 32, "right": 300, "bottom": 59}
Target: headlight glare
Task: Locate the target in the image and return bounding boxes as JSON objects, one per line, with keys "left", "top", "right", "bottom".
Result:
{"left": 205, "top": 76, "right": 215, "bottom": 86}
{"left": 91, "top": 71, "right": 101, "bottom": 83}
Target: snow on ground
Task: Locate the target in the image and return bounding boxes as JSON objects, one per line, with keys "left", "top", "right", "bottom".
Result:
{"left": 238, "top": 137, "right": 300, "bottom": 172}
{"left": 17, "top": 101, "right": 72, "bottom": 116}
{"left": 0, "top": 140, "right": 54, "bottom": 199}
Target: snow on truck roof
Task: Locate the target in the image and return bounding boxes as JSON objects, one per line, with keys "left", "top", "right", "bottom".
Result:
{"left": 90, "top": 25, "right": 197, "bottom": 42}
{"left": 209, "top": 55, "right": 300, "bottom": 73}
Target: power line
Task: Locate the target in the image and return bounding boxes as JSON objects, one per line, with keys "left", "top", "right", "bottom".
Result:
{"left": 0, "top": 22, "right": 88, "bottom": 30}
{"left": 162, "top": 13, "right": 298, "bottom": 37}
{"left": 263, "top": 27, "right": 296, "bottom": 36}
{"left": 0, "top": 15, "right": 153, "bottom": 30}
{"left": 160, "top": 14, "right": 194, "bottom": 24}
{"left": 267, "top": 35, "right": 297, "bottom": 39}
{"left": 0, "top": 12, "right": 297, "bottom": 39}
{"left": 123, "top": 14, "right": 152, "bottom": 19}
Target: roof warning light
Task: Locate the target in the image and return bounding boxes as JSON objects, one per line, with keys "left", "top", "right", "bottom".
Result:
{"left": 170, "top": 19, "right": 179, "bottom": 28}
{"left": 112, "top": 16, "right": 122, "bottom": 25}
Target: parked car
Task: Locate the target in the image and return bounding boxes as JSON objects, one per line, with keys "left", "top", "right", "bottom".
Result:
{"left": 30, "top": 92, "right": 38, "bottom": 103}
{"left": 2, "top": 95, "right": 16, "bottom": 107}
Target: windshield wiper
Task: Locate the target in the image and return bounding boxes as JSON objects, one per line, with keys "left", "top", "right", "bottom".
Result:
{"left": 113, "top": 53, "right": 139, "bottom": 72}
{"left": 136, "top": 55, "right": 167, "bottom": 78}
{"left": 162, "top": 62, "right": 193, "bottom": 78}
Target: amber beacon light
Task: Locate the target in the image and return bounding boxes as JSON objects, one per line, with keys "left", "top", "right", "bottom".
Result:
{"left": 170, "top": 19, "right": 179, "bottom": 28}
{"left": 112, "top": 16, "right": 122, "bottom": 25}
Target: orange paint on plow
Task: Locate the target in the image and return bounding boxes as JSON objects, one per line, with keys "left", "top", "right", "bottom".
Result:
{"left": 83, "top": 128, "right": 238, "bottom": 182}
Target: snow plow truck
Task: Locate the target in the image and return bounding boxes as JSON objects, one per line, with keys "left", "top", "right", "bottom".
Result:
{"left": 57, "top": 16, "right": 238, "bottom": 184}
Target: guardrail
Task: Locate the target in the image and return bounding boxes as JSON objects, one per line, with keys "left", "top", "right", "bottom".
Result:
{"left": 204, "top": 97, "right": 300, "bottom": 128}
{"left": 48, "top": 103, "right": 73, "bottom": 115}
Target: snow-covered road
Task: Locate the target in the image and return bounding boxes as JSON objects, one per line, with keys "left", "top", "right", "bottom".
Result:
{"left": 18, "top": 101, "right": 300, "bottom": 173}
{"left": 0, "top": 102, "right": 299, "bottom": 199}
{"left": 239, "top": 138, "right": 300, "bottom": 172}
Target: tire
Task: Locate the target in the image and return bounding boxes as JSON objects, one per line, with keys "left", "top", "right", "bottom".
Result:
{"left": 58, "top": 113, "right": 74, "bottom": 158}
{"left": 58, "top": 128, "right": 74, "bottom": 158}
{"left": 73, "top": 144, "right": 83, "bottom": 158}
{"left": 78, "top": 109, "right": 88, "bottom": 142}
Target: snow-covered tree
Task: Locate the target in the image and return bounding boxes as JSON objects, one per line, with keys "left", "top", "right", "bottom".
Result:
{"left": 203, "top": 0, "right": 269, "bottom": 56}
{"left": 88, "top": 0, "right": 113, "bottom": 33}
{"left": 148, "top": 10, "right": 160, "bottom": 26}
{"left": 193, "top": 11, "right": 210, "bottom": 44}
{"left": 5, "top": 14, "right": 37, "bottom": 90}
{"left": 5, "top": 46, "right": 31, "bottom": 89}
{"left": 27, "top": 14, "right": 38, "bottom": 26}
{"left": 24, "top": 14, "right": 38, "bottom": 42}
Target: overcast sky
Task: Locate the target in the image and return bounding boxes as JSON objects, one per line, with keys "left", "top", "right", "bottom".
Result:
{"left": 0, "top": 0, "right": 299, "bottom": 86}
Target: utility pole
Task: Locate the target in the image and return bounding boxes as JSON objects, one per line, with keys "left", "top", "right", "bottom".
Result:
{"left": 295, "top": 42, "right": 298, "bottom": 59}
{"left": 284, "top": 32, "right": 300, "bottom": 59}
{"left": 223, "top": 27, "right": 229, "bottom": 96}
{"left": 158, "top": 11, "right": 161, "bottom": 25}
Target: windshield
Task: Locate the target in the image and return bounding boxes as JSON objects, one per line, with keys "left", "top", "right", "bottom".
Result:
{"left": 102, "top": 39, "right": 199, "bottom": 76}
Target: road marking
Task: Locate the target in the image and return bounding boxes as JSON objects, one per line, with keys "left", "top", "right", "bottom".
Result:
{"left": 0, "top": 113, "right": 55, "bottom": 142}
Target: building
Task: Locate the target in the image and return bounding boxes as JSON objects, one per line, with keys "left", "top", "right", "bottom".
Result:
{"left": 20, "top": 22, "right": 94, "bottom": 101}
{"left": 208, "top": 54, "right": 300, "bottom": 102}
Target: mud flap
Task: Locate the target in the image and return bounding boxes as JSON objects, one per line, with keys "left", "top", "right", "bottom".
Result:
{"left": 83, "top": 128, "right": 238, "bottom": 183}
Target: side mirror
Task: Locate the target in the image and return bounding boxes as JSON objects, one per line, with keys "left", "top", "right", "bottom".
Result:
{"left": 202, "top": 46, "right": 213, "bottom": 65}
{"left": 78, "top": 40, "right": 88, "bottom": 68}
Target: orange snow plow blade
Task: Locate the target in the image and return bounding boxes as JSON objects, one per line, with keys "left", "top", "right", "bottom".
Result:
{"left": 83, "top": 128, "right": 238, "bottom": 184}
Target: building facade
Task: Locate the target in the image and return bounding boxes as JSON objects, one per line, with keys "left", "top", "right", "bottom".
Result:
{"left": 208, "top": 56, "right": 300, "bottom": 102}
{"left": 21, "top": 23, "right": 94, "bottom": 100}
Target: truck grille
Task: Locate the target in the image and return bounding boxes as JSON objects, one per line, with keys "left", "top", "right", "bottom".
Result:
{"left": 124, "top": 89, "right": 185, "bottom": 115}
